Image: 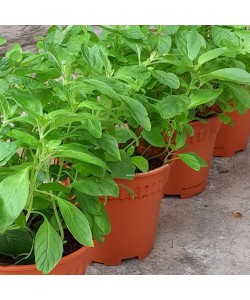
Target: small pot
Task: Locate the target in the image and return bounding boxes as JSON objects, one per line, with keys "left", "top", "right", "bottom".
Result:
{"left": 0, "top": 246, "right": 92, "bottom": 275}
{"left": 213, "top": 109, "right": 250, "bottom": 157}
{"left": 91, "top": 162, "right": 172, "bottom": 266}
{"left": 164, "top": 115, "right": 221, "bottom": 199}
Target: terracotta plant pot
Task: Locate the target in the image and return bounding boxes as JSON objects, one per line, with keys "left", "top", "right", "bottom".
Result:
{"left": 164, "top": 115, "right": 221, "bottom": 199}
{"left": 213, "top": 109, "right": 250, "bottom": 157}
{"left": 91, "top": 163, "right": 172, "bottom": 266}
{"left": 0, "top": 246, "right": 92, "bottom": 275}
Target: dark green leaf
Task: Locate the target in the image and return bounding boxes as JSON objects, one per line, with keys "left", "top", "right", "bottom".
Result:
{"left": 153, "top": 70, "right": 180, "bottom": 89}
{"left": 108, "top": 150, "right": 136, "bottom": 179}
{"left": 141, "top": 128, "right": 166, "bottom": 147}
{"left": 189, "top": 89, "right": 223, "bottom": 108}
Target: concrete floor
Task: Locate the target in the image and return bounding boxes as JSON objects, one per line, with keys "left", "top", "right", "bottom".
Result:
{"left": 1, "top": 26, "right": 250, "bottom": 275}
{"left": 87, "top": 142, "right": 250, "bottom": 275}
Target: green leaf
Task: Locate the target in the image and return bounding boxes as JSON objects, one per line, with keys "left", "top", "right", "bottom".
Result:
{"left": 76, "top": 192, "right": 101, "bottom": 215}
{"left": 153, "top": 70, "right": 180, "bottom": 89}
{"left": 225, "top": 83, "right": 250, "bottom": 108}
{"left": 7, "top": 129, "right": 39, "bottom": 148}
{"left": 97, "top": 132, "right": 120, "bottom": 160}
{"left": 38, "top": 182, "right": 69, "bottom": 193}
{"left": 115, "top": 127, "right": 133, "bottom": 143}
{"left": 186, "top": 30, "right": 201, "bottom": 61}
{"left": 72, "top": 177, "right": 119, "bottom": 197}
{"left": 175, "top": 130, "right": 186, "bottom": 149}
{"left": 120, "top": 26, "right": 144, "bottom": 39}
{"left": 155, "top": 95, "right": 191, "bottom": 119}
{"left": 198, "top": 47, "right": 228, "bottom": 65}
{"left": 141, "top": 128, "right": 166, "bottom": 147}
{"left": 0, "top": 141, "right": 19, "bottom": 166}
{"left": 94, "top": 205, "right": 111, "bottom": 235}
{"left": 108, "top": 150, "right": 136, "bottom": 179}
{"left": 35, "top": 218, "right": 63, "bottom": 274}
{"left": 208, "top": 68, "right": 250, "bottom": 84}
{"left": 10, "top": 89, "right": 43, "bottom": 116}
{"left": 57, "top": 198, "right": 93, "bottom": 246}
{"left": 122, "top": 96, "right": 151, "bottom": 131}
{"left": 0, "top": 168, "right": 29, "bottom": 232}
{"left": 0, "top": 37, "right": 6, "bottom": 46}
{"left": 15, "top": 212, "right": 26, "bottom": 228}
{"left": 81, "top": 45, "right": 104, "bottom": 73}
{"left": 178, "top": 152, "right": 207, "bottom": 171}
{"left": 148, "top": 34, "right": 172, "bottom": 54}
{"left": 54, "top": 145, "right": 108, "bottom": 170}
{"left": 0, "top": 229, "right": 33, "bottom": 259}
{"left": 219, "top": 114, "right": 232, "bottom": 124}
{"left": 131, "top": 156, "right": 149, "bottom": 173}
{"left": 83, "top": 118, "right": 102, "bottom": 138}
{"left": 86, "top": 78, "right": 121, "bottom": 101}
{"left": 189, "top": 89, "right": 223, "bottom": 108}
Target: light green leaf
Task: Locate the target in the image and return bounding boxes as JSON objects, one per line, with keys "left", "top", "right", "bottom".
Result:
{"left": 155, "top": 95, "right": 190, "bottom": 119}
{"left": 189, "top": 89, "right": 223, "bottom": 108}
{"left": 54, "top": 145, "right": 108, "bottom": 170}
{"left": 178, "top": 152, "right": 207, "bottom": 171}
{"left": 153, "top": 70, "right": 180, "bottom": 89}
{"left": 187, "top": 30, "right": 201, "bottom": 61}
{"left": 141, "top": 128, "right": 166, "bottom": 147}
{"left": 0, "top": 141, "right": 19, "bottom": 166}
{"left": 94, "top": 205, "right": 111, "bottom": 235}
{"left": 72, "top": 177, "right": 119, "bottom": 197}
{"left": 7, "top": 129, "right": 39, "bottom": 148}
{"left": 97, "top": 132, "right": 120, "bottom": 160}
{"left": 148, "top": 34, "right": 172, "bottom": 54}
{"left": 198, "top": 47, "right": 228, "bottom": 65}
{"left": 81, "top": 45, "right": 104, "bottom": 73}
{"left": 175, "top": 131, "right": 186, "bottom": 149}
{"left": 108, "top": 150, "right": 136, "bottom": 179}
{"left": 120, "top": 26, "right": 144, "bottom": 39}
{"left": 209, "top": 68, "right": 250, "bottom": 84}
{"left": 131, "top": 156, "right": 149, "bottom": 173}
{"left": 35, "top": 218, "right": 63, "bottom": 274}
{"left": 0, "top": 168, "right": 29, "bottom": 232}
{"left": 225, "top": 83, "right": 250, "bottom": 108}
{"left": 57, "top": 197, "right": 93, "bottom": 247}
{"left": 83, "top": 118, "right": 102, "bottom": 138}
{"left": 122, "top": 96, "right": 151, "bottom": 131}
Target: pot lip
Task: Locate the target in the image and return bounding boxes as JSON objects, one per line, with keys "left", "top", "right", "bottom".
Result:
{"left": 124, "top": 160, "right": 173, "bottom": 180}
{"left": 0, "top": 245, "right": 90, "bottom": 272}
{"left": 190, "top": 114, "right": 219, "bottom": 126}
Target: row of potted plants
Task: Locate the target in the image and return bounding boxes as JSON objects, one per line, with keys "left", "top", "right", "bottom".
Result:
{"left": 0, "top": 25, "right": 249, "bottom": 274}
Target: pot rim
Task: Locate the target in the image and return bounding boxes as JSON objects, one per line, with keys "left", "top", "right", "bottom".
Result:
{"left": 190, "top": 114, "right": 219, "bottom": 127}
{"left": 0, "top": 245, "right": 90, "bottom": 272}
{"left": 128, "top": 160, "right": 173, "bottom": 179}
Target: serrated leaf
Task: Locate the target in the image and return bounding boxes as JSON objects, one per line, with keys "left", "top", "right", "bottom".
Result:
{"left": 57, "top": 197, "right": 93, "bottom": 247}
{"left": 83, "top": 118, "right": 102, "bottom": 138}
{"left": 35, "top": 218, "right": 63, "bottom": 274}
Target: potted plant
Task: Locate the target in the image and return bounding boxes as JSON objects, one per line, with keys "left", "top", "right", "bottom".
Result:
{"left": 0, "top": 28, "right": 134, "bottom": 274}
{"left": 204, "top": 26, "right": 250, "bottom": 157}
{"left": 83, "top": 25, "right": 208, "bottom": 264}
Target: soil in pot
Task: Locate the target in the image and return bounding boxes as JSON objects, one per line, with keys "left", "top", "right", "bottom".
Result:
{"left": 164, "top": 115, "right": 222, "bottom": 199}
{"left": 90, "top": 160, "right": 173, "bottom": 266}
{"left": 213, "top": 109, "right": 250, "bottom": 157}
{"left": 0, "top": 229, "right": 92, "bottom": 275}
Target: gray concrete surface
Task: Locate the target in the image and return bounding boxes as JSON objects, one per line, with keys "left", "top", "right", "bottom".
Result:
{"left": 87, "top": 142, "right": 250, "bottom": 275}
{"left": 1, "top": 26, "right": 250, "bottom": 275}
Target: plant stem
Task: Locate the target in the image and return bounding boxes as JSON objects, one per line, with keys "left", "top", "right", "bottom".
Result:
{"left": 52, "top": 199, "right": 64, "bottom": 240}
